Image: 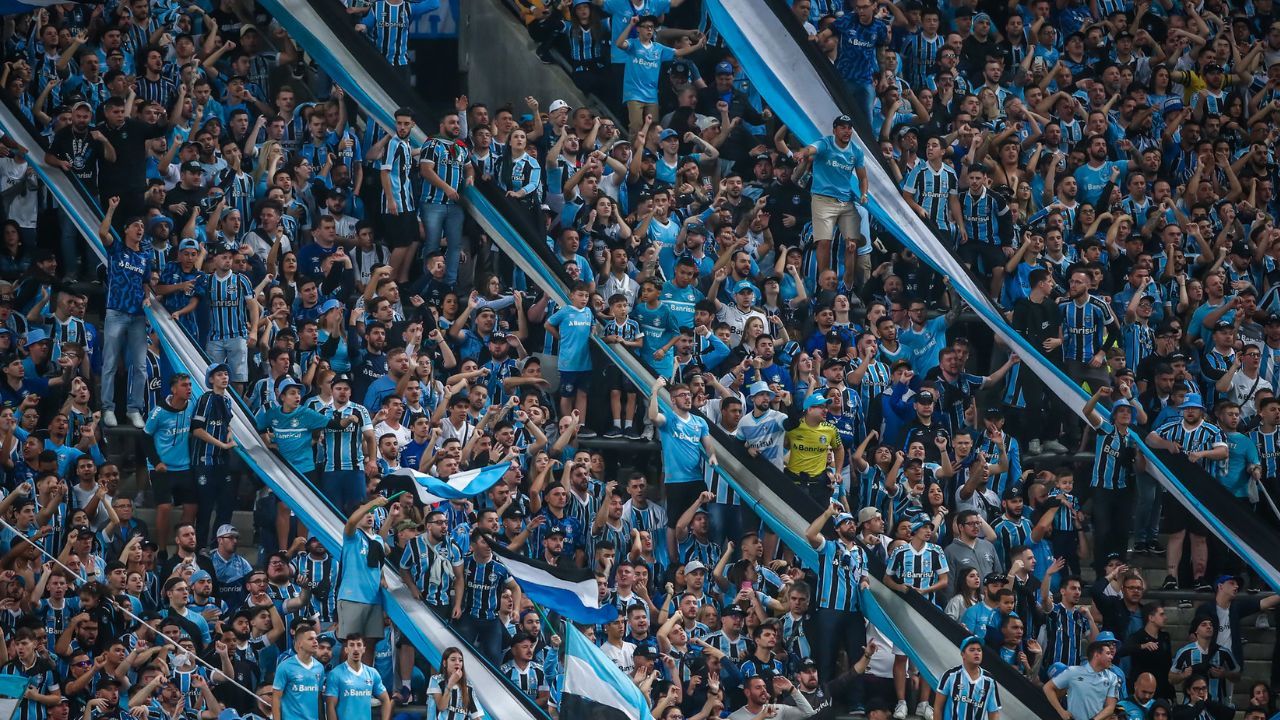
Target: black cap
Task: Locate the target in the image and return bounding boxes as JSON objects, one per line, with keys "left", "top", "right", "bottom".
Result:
{"left": 1266, "top": 313, "right": 1280, "bottom": 325}
{"left": 180, "top": 160, "right": 205, "bottom": 174}
{"left": 1213, "top": 320, "right": 1234, "bottom": 332}
{"left": 545, "top": 526, "right": 566, "bottom": 538}
{"left": 722, "top": 604, "right": 747, "bottom": 617}
{"left": 833, "top": 114, "right": 854, "bottom": 128}
{"left": 798, "top": 657, "right": 818, "bottom": 670}
{"left": 983, "top": 572, "right": 1008, "bottom": 585}
{"left": 503, "top": 507, "right": 526, "bottom": 520}
{"left": 915, "top": 390, "right": 935, "bottom": 404}
{"left": 1002, "top": 487, "right": 1022, "bottom": 501}
{"left": 1169, "top": 352, "right": 1190, "bottom": 364}
{"left": 633, "top": 645, "right": 658, "bottom": 659}
{"left": 983, "top": 406, "right": 1005, "bottom": 418}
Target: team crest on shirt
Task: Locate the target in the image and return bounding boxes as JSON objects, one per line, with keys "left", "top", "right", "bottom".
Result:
{"left": 820, "top": 436, "right": 828, "bottom": 445}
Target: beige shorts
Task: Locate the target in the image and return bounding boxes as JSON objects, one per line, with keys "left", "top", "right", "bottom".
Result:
{"left": 811, "top": 194, "right": 860, "bottom": 242}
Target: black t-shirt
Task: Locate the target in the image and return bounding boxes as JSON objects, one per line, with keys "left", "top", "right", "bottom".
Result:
{"left": 48, "top": 127, "right": 101, "bottom": 188}
{"left": 164, "top": 184, "right": 209, "bottom": 228}
{"left": 97, "top": 118, "right": 169, "bottom": 189}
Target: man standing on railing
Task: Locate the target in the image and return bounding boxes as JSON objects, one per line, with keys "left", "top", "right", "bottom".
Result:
{"left": 96, "top": 196, "right": 152, "bottom": 431}
{"left": 340, "top": 495, "right": 392, "bottom": 666}
{"left": 813, "top": 0, "right": 888, "bottom": 129}
{"left": 804, "top": 503, "right": 870, "bottom": 714}
{"left": 791, "top": 115, "right": 868, "bottom": 278}
{"left": 420, "top": 111, "right": 473, "bottom": 288}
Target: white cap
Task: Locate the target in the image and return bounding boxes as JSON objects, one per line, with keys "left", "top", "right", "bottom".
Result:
{"left": 548, "top": 99, "right": 570, "bottom": 112}
{"left": 216, "top": 524, "right": 240, "bottom": 538}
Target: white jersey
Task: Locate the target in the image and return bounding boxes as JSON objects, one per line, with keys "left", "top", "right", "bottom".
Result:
{"left": 735, "top": 408, "right": 787, "bottom": 469}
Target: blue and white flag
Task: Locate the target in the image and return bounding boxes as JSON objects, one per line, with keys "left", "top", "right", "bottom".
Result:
{"left": 0, "top": 1, "right": 98, "bottom": 16}
{"left": 489, "top": 539, "right": 617, "bottom": 625}
{"left": 561, "top": 624, "right": 653, "bottom": 720}
{"left": 387, "top": 463, "right": 512, "bottom": 505}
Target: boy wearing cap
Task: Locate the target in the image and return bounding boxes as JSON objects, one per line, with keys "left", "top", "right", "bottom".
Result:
{"left": 546, "top": 282, "right": 597, "bottom": 432}
{"left": 191, "top": 363, "right": 236, "bottom": 546}
{"left": 934, "top": 636, "right": 1000, "bottom": 720}
{"left": 156, "top": 237, "right": 207, "bottom": 338}
{"left": 202, "top": 241, "right": 259, "bottom": 393}
{"left": 255, "top": 379, "right": 360, "bottom": 478}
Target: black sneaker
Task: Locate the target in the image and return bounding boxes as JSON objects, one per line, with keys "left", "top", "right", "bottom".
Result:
{"left": 1133, "top": 542, "right": 1149, "bottom": 555}
{"left": 578, "top": 427, "right": 598, "bottom": 439}
{"left": 1161, "top": 574, "right": 1179, "bottom": 590}
{"left": 624, "top": 425, "right": 644, "bottom": 440}
{"left": 603, "top": 427, "right": 623, "bottom": 438}
{"left": 1148, "top": 541, "right": 1166, "bottom": 555}
{"left": 1194, "top": 577, "right": 1212, "bottom": 592}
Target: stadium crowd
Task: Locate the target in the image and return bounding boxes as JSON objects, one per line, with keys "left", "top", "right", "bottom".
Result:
{"left": 0, "top": 0, "right": 1279, "bottom": 718}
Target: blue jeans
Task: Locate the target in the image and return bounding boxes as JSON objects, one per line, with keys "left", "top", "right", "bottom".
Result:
{"left": 459, "top": 615, "right": 505, "bottom": 667}
{"left": 322, "top": 469, "right": 366, "bottom": 514}
{"left": 421, "top": 203, "right": 464, "bottom": 286}
{"left": 1133, "top": 473, "right": 1162, "bottom": 545}
{"left": 845, "top": 80, "right": 875, "bottom": 132}
{"left": 101, "top": 309, "right": 148, "bottom": 413}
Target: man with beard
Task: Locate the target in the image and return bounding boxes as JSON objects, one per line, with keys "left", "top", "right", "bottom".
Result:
{"left": 382, "top": 108, "right": 421, "bottom": 283}
{"left": 420, "top": 111, "right": 473, "bottom": 287}
{"left": 804, "top": 504, "right": 870, "bottom": 712}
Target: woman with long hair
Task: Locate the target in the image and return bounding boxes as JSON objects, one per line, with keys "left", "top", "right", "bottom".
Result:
{"left": 428, "top": 647, "right": 479, "bottom": 720}
{"left": 0, "top": 220, "right": 29, "bottom": 282}
{"left": 498, "top": 129, "right": 543, "bottom": 232}
{"left": 945, "top": 567, "right": 982, "bottom": 621}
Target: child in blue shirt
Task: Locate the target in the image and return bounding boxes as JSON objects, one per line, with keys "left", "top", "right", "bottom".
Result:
{"left": 547, "top": 282, "right": 598, "bottom": 435}
{"left": 602, "top": 293, "right": 643, "bottom": 439}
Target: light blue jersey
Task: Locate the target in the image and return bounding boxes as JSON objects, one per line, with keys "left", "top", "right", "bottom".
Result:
{"left": 337, "top": 530, "right": 387, "bottom": 604}
{"left": 325, "top": 662, "right": 386, "bottom": 720}
{"left": 621, "top": 41, "right": 676, "bottom": 103}
{"left": 255, "top": 405, "right": 334, "bottom": 474}
{"left": 546, "top": 305, "right": 595, "bottom": 372}
{"left": 659, "top": 412, "right": 709, "bottom": 484}
{"left": 144, "top": 399, "right": 194, "bottom": 471}
{"left": 807, "top": 135, "right": 864, "bottom": 202}
{"left": 273, "top": 655, "right": 325, "bottom": 720}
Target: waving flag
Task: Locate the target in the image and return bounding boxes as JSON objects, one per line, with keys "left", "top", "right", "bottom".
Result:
{"left": 0, "top": 0, "right": 100, "bottom": 16}
{"left": 489, "top": 539, "right": 617, "bottom": 625}
{"left": 561, "top": 624, "right": 653, "bottom": 720}
{"left": 385, "top": 463, "right": 512, "bottom": 505}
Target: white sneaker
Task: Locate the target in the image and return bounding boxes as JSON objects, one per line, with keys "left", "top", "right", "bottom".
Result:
{"left": 916, "top": 701, "right": 934, "bottom": 720}
{"left": 1027, "top": 439, "right": 1042, "bottom": 455}
{"left": 1042, "top": 440, "right": 1069, "bottom": 453}
{"left": 893, "top": 701, "right": 908, "bottom": 720}
{"left": 127, "top": 411, "right": 145, "bottom": 429}
{"left": 101, "top": 411, "right": 118, "bottom": 428}
{"left": 1258, "top": 614, "right": 1271, "bottom": 630}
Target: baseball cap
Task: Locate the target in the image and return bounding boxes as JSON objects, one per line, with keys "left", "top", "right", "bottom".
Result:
{"left": 502, "top": 506, "right": 526, "bottom": 520}
{"left": 959, "top": 635, "right": 982, "bottom": 651}
{"left": 833, "top": 114, "right": 854, "bottom": 128}
{"left": 1216, "top": 574, "right": 1242, "bottom": 587}
{"left": 189, "top": 569, "right": 211, "bottom": 584}
{"left": 1204, "top": 63, "right": 1225, "bottom": 73}
{"left": 1180, "top": 393, "right": 1207, "bottom": 410}
{"left": 148, "top": 215, "right": 175, "bottom": 230}
{"left": 684, "top": 560, "right": 708, "bottom": 574}
{"left": 545, "top": 525, "right": 566, "bottom": 538}
{"left": 798, "top": 657, "right": 818, "bottom": 670}
{"left": 731, "top": 280, "right": 757, "bottom": 296}
{"left": 178, "top": 238, "right": 201, "bottom": 252}
{"left": 180, "top": 160, "right": 205, "bottom": 174}
{"left": 715, "top": 61, "right": 734, "bottom": 75}
{"left": 722, "top": 605, "right": 747, "bottom": 618}
{"left": 205, "top": 362, "right": 230, "bottom": 384}
{"left": 1212, "top": 320, "right": 1234, "bottom": 331}
{"left": 318, "top": 298, "right": 342, "bottom": 314}
{"left": 984, "top": 572, "right": 1008, "bottom": 585}
{"left": 857, "top": 507, "right": 882, "bottom": 524}
{"left": 633, "top": 645, "right": 658, "bottom": 660}
{"left": 802, "top": 393, "right": 829, "bottom": 410}
{"left": 275, "top": 379, "right": 304, "bottom": 397}
{"left": 548, "top": 99, "right": 570, "bottom": 113}
{"left": 914, "top": 389, "right": 936, "bottom": 404}
{"left": 832, "top": 512, "right": 855, "bottom": 528}
{"left": 658, "top": 128, "right": 679, "bottom": 141}
{"left": 909, "top": 516, "right": 934, "bottom": 534}
{"left": 216, "top": 524, "right": 240, "bottom": 538}
{"left": 1095, "top": 631, "right": 1118, "bottom": 644}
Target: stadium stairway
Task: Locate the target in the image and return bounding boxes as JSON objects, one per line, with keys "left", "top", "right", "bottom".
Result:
{"left": 0, "top": 99, "right": 551, "bottom": 720}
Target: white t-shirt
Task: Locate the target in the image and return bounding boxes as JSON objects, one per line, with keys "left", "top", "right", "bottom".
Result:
{"left": 0, "top": 158, "right": 37, "bottom": 228}
{"left": 598, "top": 640, "right": 636, "bottom": 675}
{"left": 716, "top": 305, "right": 767, "bottom": 347}
{"left": 373, "top": 421, "right": 411, "bottom": 448}
{"left": 1227, "top": 369, "right": 1272, "bottom": 419}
